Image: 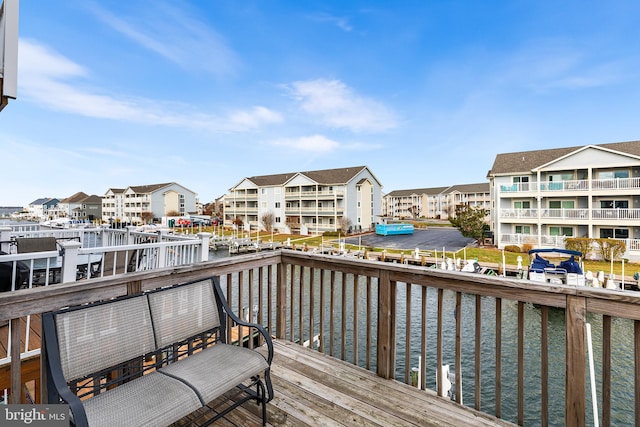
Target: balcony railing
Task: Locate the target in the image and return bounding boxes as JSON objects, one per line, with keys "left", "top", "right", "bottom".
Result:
{"left": 592, "top": 208, "right": 640, "bottom": 220}
{"left": 285, "top": 190, "right": 345, "bottom": 199}
{"left": 500, "top": 177, "right": 640, "bottom": 193}
{"left": 592, "top": 177, "right": 640, "bottom": 190}
{"left": 500, "top": 208, "right": 640, "bottom": 221}
{"left": 499, "top": 209, "right": 538, "bottom": 219}
{"left": 2, "top": 250, "right": 640, "bottom": 425}
{"left": 285, "top": 206, "right": 344, "bottom": 214}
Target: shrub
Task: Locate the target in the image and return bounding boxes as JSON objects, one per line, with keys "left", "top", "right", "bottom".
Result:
{"left": 521, "top": 243, "right": 533, "bottom": 253}
{"left": 565, "top": 238, "right": 594, "bottom": 259}
{"left": 504, "top": 245, "right": 521, "bottom": 253}
{"left": 594, "top": 238, "right": 626, "bottom": 261}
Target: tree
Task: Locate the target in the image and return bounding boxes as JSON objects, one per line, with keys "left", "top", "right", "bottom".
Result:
{"left": 407, "top": 205, "right": 420, "bottom": 219}
{"left": 338, "top": 216, "right": 352, "bottom": 235}
{"left": 260, "top": 211, "right": 275, "bottom": 233}
{"left": 141, "top": 211, "right": 154, "bottom": 224}
{"left": 448, "top": 204, "right": 488, "bottom": 243}
{"left": 166, "top": 210, "right": 180, "bottom": 217}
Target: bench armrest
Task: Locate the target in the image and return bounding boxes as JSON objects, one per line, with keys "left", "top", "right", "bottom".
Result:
{"left": 212, "top": 278, "right": 274, "bottom": 366}
{"left": 42, "top": 312, "right": 90, "bottom": 427}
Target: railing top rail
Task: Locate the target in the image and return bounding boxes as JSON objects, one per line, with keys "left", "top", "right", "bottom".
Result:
{"left": 3, "top": 249, "right": 640, "bottom": 320}
{"left": 0, "top": 251, "right": 281, "bottom": 321}
{"left": 0, "top": 250, "right": 59, "bottom": 262}
{"left": 76, "top": 239, "right": 201, "bottom": 255}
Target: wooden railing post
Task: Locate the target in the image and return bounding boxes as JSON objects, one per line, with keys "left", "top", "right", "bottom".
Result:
{"left": 10, "top": 317, "right": 21, "bottom": 403}
{"left": 377, "top": 269, "right": 396, "bottom": 379}
{"left": 275, "top": 261, "right": 287, "bottom": 339}
{"left": 565, "top": 295, "right": 586, "bottom": 427}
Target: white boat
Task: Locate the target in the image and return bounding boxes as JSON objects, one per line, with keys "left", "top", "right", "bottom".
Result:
{"left": 40, "top": 218, "right": 88, "bottom": 229}
{"left": 527, "top": 248, "right": 585, "bottom": 286}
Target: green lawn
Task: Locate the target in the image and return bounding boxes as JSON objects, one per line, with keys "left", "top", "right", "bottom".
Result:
{"left": 187, "top": 227, "right": 639, "bottom": 278}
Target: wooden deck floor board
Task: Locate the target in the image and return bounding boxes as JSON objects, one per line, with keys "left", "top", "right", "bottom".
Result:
{"left": 262, "top": 340, "right": 516, "bottom": 427}
{"left": 173, "top": 338, "right": 516, "bottom": 426}
{"left": 2, "top": 329, "right": 516, "bottom": 427}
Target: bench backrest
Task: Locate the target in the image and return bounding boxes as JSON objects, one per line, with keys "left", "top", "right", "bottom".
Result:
{"left": 54, "top": 295, "right": 156, "bottom": 382}
{"left": 49, "top": 279, "right": 222, "bottom": 382}
{"left": 147, "top": 279, "right": 221, "bottom": 348}
{"left": 16, "top": 237, "right": 57, "bottom": 253}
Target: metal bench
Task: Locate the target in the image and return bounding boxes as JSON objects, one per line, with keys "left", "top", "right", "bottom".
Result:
{"left": 42, "top": 277, "right": 274, "bottom": 427}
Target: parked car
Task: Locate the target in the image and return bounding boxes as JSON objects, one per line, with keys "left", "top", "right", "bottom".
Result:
{"left": 191, "top": 218, "right": 211, "bottom": 226}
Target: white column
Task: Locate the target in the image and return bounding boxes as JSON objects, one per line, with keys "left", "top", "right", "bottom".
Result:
{"left": 0, "top": 227, "right": 11, "bottom": 253}
{"left": 60, "top": 240, "right": 81, "bottom": 283}
{"left": 198, "top": 232, "right": 212, "bottom": 262}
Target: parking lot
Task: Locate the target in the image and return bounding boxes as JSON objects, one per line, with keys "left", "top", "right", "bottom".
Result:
{"left": 345, "top": 227, "right": 476, "bottom": 252}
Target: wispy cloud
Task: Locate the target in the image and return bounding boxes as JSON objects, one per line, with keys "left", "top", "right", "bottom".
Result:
{"left": 18, "top": 40, "right": 281, "bottom": 132}
{"left": 88, "top": 2, "right": 239, "bottom": 76}
{"left": 270, "top": 134, "right": 340, "bottom": 152}
{"left": 286, "top": 79, "right": 397, "bottom": 133}
{"left": 502, "top": 39, "right": 625, "bottom": 91}
{"left": 309, "top": 12, "right": 353, "bottom": 32}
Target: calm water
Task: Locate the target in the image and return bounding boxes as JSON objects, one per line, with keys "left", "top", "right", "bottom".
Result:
{"left": 214, "top": 250, "right": 636, "bottom": 426}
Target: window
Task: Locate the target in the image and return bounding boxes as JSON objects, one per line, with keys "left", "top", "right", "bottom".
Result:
{"left": 598, "top": 170, "right": 629, "bottom": 179}
{"left": 275, "top": 202, "right": 280, "bottom": 208}
{"left": 275, "top": 217, "right": 281, "bottom": 223}
{"left": 549, "top": 226, "right": 573, "bottom": 236}
{"left": 548, "top": 173, "right": 573, "bottom": 182}
{"left": 600, "top": 200, "right": 628, "bottom": 209}
{"left": 514, "top": 201, "right": 530, "bottom": 209}
{"left": 600, "top": 228, "right": 629, "bottom": 239}
{"left": 513, "top": 176, "right": 530, "bottom": 190}
{"left": 515, "top": 225, "right": 531, "bottom": 234}
{"left": 549, "top": 200, "right": 575, "bottom": 209}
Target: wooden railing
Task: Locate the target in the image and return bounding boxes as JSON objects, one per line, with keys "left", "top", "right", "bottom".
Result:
{"left": 1, "top": 250, "right": 640, "bottom": 426}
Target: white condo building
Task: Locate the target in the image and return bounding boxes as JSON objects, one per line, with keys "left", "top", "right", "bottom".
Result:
{"left": 225, "top": 166, "right": 383, "bottom": 235}
{"left": 487, "top": 140, "right": 640, "bottom": 258}
{"left": 102, "top": 182, "right": 198, "bottom": 224}
{"left": 383, "top": 183, "right": 490, "bottom": 220}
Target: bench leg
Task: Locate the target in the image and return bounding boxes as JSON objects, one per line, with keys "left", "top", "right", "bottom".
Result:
{"left": 257, "top": 379, "right": 267, "bottom": 426}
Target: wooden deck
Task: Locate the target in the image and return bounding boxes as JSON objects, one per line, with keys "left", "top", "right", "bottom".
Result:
{"left": 176, "top": 340, "right": 516, "bottom": 427}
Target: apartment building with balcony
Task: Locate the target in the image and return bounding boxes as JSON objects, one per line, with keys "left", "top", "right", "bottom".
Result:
{"left": 102, "top": 182, "right": 198, "bottom": 224}
{"left": 383, "top": 183, "right": 490, "bottom": 219}
{"left": 487, "top": 140, "right": 640, "bottom": 257}
{"left": 225, "top": 166, "right": 382, "bottom": 235}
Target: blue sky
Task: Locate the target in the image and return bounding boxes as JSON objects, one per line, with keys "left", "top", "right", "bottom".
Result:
{"left": 2, "top": 0, "right": 640, "bottom": 207}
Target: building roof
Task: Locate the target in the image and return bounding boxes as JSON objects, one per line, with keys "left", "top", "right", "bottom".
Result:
{"left": 105, "top": 182, "right": 196, "bottom": 195}
{"left": 59, "top": 192, "right": 89, "bottom": 203}
{"left": 129, "top": 183, "right": 175, "bottom": 193}
{"left": 241, "top": 166, "right": 375, "bottom": 187}
{"left": 82, "top": 195, "right": 103, "bottom": 204}
{"left": 448, "top": 182, "right": 490, "bottom": 193}
{"left": 385, "top": 182, "right": 489, "bottom": 197}
{"left": 29, "top": 197, "right": 58, "bottom": 206}
{"left": 488, "top": 140, "right": 640, "bottom": 176}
